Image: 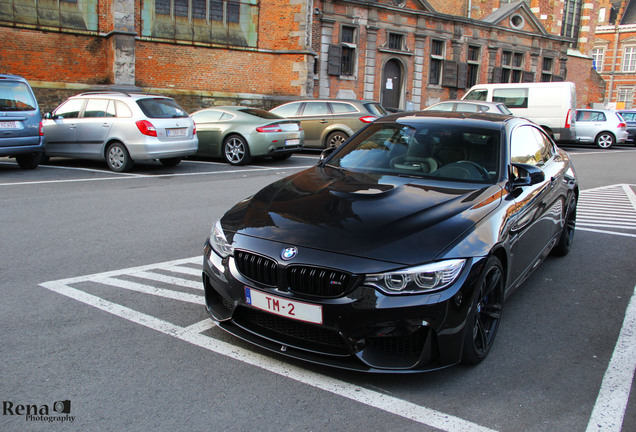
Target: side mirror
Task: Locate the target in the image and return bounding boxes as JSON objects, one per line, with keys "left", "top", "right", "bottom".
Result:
{"left": 511, "top": 163, "right": 545, "bottom": 187}
{"left": 320, "top": 145, "right": 337, "bottom": 162}
{"left": 43, "top": 112, "right": 53, "bottom": 120}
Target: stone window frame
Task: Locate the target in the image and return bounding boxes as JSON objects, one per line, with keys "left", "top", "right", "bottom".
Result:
{"left": 591, "top": 47, "right": 605, "bottom": 72}
{"left": 617, "top": 86, "right": 634, "bottom": 108}
{"left": 429, "top": 38, "right": 446, "bottom": 86}
{"left": 623, "top": 45, "right": 636, "bottom": 73}
{"left": 541, "top": 57, "right": 553, "bottom": 82}
{"left": 501, "top": 50, "right": 524, "bottom": 83}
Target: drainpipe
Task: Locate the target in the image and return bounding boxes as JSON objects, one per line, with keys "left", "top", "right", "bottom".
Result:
{"left": 608, "top": 1, "right": 627, "bottom": 107}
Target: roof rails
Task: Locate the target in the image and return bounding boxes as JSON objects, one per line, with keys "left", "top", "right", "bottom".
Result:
{"left": 77, "top": 91, "right": 132, "bottom": 97}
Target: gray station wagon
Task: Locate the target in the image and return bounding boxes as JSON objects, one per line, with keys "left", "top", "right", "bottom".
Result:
{"left": 43, "top": 92, "right": 198, "bottom": 172}
{"left": 0, "top": 74, "right": 45, "bottom": 169}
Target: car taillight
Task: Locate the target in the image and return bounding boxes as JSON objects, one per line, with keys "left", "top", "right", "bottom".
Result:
{"left": 565, "top": 109, "right": 572, "bottom": 129}
{"left": 256, "top": 124, "right": 283, "bottom": 133}
{"left": 39, "top": 121, "right": 43, "bottom": 136}
{"left": 136, "top": 120, "right": 157, "bottom": 137}
{"left": 360, "top": 116, "right": 378, "bottom": 123}
{"left": 193, "top": 125, "right": 197, "bottom": 135}
{"left": 618, "top": 122, "right": 627, "bottom": 128}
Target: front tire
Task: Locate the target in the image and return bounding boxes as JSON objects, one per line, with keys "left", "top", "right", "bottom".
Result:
{"left": 462, "top": 256, "right": 504, "bottom": 365}
{"left": 223, "top": 135, "right": 251, "bottom": 165}
{"left": 16, "top": 152, "right": 43, "bottom": 169}
{"left": 106, "top": 142, "right": 133, "bottom": 172}
{"left": 595, "top": 132, "right": 615, "bottom": 149}
{"left": 551, "top": 195, "right": 577, "bottom": 256}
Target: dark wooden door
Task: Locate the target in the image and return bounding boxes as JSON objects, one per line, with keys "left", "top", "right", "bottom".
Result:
{"left": 381, "top": 59, "right": 402, "bottom": 109}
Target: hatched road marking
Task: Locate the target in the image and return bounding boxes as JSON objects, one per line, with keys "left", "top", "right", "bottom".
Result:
{"left": 578, "top": 184, "right": 636, "bottom": 238}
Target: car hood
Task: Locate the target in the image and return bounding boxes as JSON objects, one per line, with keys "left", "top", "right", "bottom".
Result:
{"left": 221, "top": 166, "right": 503, "bottom": 266}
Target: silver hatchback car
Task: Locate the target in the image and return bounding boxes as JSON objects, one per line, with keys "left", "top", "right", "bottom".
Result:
{"left": 574, "top": 109, "right": 628, "bottom": 149}
{"left": 43, "top": 92, "right": 198, "bottom": 171}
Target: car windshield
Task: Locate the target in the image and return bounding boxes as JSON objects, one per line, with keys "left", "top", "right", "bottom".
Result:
{"left": 239, "top": 108, "right": 282, "bottom": 119}
{"left": 0, "top": 81, "right": 37, "bottom": 111}
{"left": 326, "top": 122, "right": 500, "bottom": 183}
{"left": 137, "top": 98, "right": 188, "bottom": 118}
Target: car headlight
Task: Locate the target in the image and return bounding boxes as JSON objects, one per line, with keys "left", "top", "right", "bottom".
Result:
{"left": 365, "top": 259, "right": 465, "bottom": 294}
{"left": 209, "top": 220, "right": 234, "bottom": 258}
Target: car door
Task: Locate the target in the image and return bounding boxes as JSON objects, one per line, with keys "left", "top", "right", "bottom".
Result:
{"left": 44, "top": 98, "right": 84, "bottom": 155}
{"left": 575, "top": 110, "right": 603, "bottom": 143}
{"left": 298, "top": 101, "right": 333, "bottom": 148}
{"left": 191, "top": 109, "right": 227, "bottom": 157}
{"left": 508, "top": 124, "right": 563, "bottom": 286}
{"left": 75, "top": 98, "right": 115, "bottom": 157}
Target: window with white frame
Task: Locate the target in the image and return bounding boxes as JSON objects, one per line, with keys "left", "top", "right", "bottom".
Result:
{"left": 592, "top": 48, "right": 604, "bottom": 72}
{"left": 623, "top": 46, "right": 636, "bottom": 72}
{"left": 618, "top": 87, "right": 634, "bottom": 108}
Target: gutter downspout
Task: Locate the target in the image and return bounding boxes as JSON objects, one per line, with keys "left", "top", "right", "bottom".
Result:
{"left": 608, "top": 1, "right": 627, "bottom": 107}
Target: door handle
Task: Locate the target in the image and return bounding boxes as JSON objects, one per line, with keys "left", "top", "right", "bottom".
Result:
{"left": 320, "top": 120, "right": 329, "bottom": 123}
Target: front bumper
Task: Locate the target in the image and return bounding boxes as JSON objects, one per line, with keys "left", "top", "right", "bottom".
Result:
{"left": 202, "top": 237, "right": 486, "bottom": 373}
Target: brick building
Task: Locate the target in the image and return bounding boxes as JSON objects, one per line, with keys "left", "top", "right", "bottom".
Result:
{"left": 313, "top": 0, "right": 605, "bottom": 110}
{"left": 592, "top": 0, "right": 636, "bottom": 108}
{"left": 0, "top": 0, "right": 604, "bottom": 112}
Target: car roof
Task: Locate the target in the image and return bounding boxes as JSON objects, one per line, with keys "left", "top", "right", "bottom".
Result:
{"left": 278, "top": 99, "right": 380, "bottom": 104}
{"left": 0, "top": 73, "right": 31, "bottom": 83}
{"left": 377, "top": 110, "right": 515, "bottom": 128}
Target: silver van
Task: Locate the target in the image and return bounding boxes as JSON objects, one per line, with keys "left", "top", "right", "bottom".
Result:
{"left": 463, "top": 82, "right": 577, "bottom": 143}
{"left": 0, "top": 74, "right": 45, "bottom": 169}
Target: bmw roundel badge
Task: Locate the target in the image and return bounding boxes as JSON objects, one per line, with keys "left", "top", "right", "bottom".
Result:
{"left": 281, "top": 247, "right": 298, "bottom": 261}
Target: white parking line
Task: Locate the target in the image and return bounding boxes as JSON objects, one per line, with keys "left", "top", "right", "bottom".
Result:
{"left": 0, "top": 165, "right": 315, "bottom": 187}
{"left": 39, "top": 257, "right": 497, "bottom": 432}
{"left": 586, "top": 283, "right": 636, "bottom": 432}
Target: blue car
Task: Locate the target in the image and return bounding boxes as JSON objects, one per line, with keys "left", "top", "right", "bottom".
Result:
{"left": 0, "top": 74, "right": 45, "bottom": 169}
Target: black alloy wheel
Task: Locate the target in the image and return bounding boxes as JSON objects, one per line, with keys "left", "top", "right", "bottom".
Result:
{"left": 551, "top": 195, "right": 577, "bottom": 256}
{"left": 462, "top": 256, "right": 504, "bottom": 365}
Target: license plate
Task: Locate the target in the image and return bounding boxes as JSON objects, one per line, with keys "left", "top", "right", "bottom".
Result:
{"left": 285, "top": 139, "right": 300, "bottom": 146}
{"left": 245, "top": 287, "right": 322, "bottom": 324}
{"left": 0, "top": 121, "right": 19, "bottom": 129}
{"left": 166, "top": 128, "right": 187, "bottom": 137}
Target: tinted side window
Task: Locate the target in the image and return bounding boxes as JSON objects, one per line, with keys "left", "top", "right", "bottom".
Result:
{"left": 270, "top": 102, "right": 302, "bottom": 117}
{"left": 510, "top": 125, "right": 547, "bottom": 166}
{"left": 302, "top": 102, "right": 330, "bottom": 116}
{"left": 54, "top": 99, "right": 84, "bottom": 119}
{"left": 493, "top": 88, "right": 528, "bottom": 108}
{"left": 430, "top": 103, "right": 454, "bottom": 111}
{"left": 330, "top": 102, "right": 357, "bottom": 114}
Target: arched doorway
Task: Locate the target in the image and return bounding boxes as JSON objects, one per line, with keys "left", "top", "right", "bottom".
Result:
{"left": 381, "top": 59, "right": 403, "bottom": 110}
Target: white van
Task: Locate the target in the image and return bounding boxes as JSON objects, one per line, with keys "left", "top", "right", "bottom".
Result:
{"left": 462, "top": 82, "right": 576, "bottom": 142}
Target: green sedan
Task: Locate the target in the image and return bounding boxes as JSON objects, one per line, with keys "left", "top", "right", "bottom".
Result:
{"left": 191, "top": 106, "right": 304, "bottom": 165}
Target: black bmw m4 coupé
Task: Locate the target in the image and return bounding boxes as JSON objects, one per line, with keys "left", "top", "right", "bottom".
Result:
{"left": 202, "top": 111, "right": 578, "bottom": 372}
